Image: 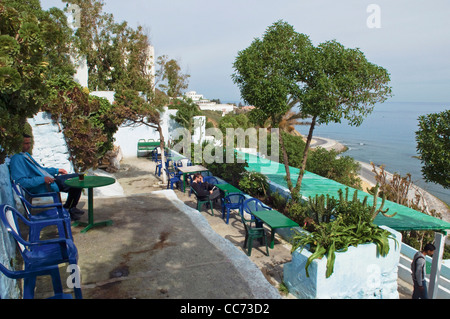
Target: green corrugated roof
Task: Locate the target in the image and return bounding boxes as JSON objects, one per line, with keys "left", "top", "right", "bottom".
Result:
{"left": 239, "top": 151, "right": 450, "bottom": 233}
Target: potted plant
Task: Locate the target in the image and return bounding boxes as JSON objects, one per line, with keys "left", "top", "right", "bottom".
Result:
{"left": 284, "top": 185, "right": 402, "bottom": 299}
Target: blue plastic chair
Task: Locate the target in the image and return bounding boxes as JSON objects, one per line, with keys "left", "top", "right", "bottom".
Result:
{"left": 165, "top": 168, "right": 182, "bottom": 190}
{"left": 175, "top": 158, "right": 192, "bottom": 168}
{"left": 155, "top": 157, "right": 174, "bottom": 177}
{"left": 203, "top": 176, "right": 219, "bottom": 185}
{"left": 10, "top": 180, "right": 73, "bottom": 240}
{"left": 151, "top": 147, "right": 159, "bottom": 162}
{"left": 0, "top": 204, "right": 82, "bottom": 299}
{"left": 154, "top": 158, "right": 162, "bottom": 176}
{"left": 222, "top": 193, "right": 245, "bottom": 224}
{"left": 0, "top": 259, "right": 73, "bottom": 299}
{"left": 11, "top": 179, "right": 61, "bottom": 205}
{"left": 242, "top": 198, "right": 272, "bottom": 227}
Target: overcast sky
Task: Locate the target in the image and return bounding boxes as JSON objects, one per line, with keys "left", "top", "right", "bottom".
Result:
{"left": 40, "top": 0, "right": 450, "bottom": 105}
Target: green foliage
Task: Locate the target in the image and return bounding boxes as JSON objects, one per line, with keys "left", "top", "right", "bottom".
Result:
{"left": 0, "top": 0, "right": 74, "bottom": 163}
{"left": 232, "top": 20, "right": 311, "bottom": 127}
{"left": 238, "top": 171, "right": 269, "bottom": 198}
{"left": 268, "top": 192, "right": 288, "bottom": 214}
{"left": 291, "top": 215, "right": 394, "bottom": 278}
{"left": 198, "top": 144, "right": 248, "bottom": 187}
{"left": 169, "top": 98, "right": 202, "bottom": 133}
{"left": 157, "top": 55, "right": 190, "bottom": 97}
{"left": 44, "top": 83, "right": 121, "bottom": 172}
{"left": 305, "top": 194, "right": 338, "bottom": 224}
{"left": 275, "top": 132, "right": 305, "bottom": 168}
{"left": 416, "top": 109, "right": 449, "bottom": 189}
{"left": 444, "top": 245, "right": 450, "bottom": 260}
{"left": 306, "top": 148, "right": 361, "bottom": 189}
{"left": 286, "top": 200, "right": 308, "bottom": 225}
{"left": 218, "top": 113, "right": 251, "bottom": 134}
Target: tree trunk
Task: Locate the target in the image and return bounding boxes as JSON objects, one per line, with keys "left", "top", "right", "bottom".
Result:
{"left": 294, "top": 115, "right": 317, "bottom": 195}
{"left": 279, "top": 131, "right": 293, "bottom": 191}
{"left": 157, "top": 124, "right": 167, "bottom": 185}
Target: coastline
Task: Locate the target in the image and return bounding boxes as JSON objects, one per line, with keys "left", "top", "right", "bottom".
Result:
{"left": 310, "top": 136, "right": 450, "bottom": 222}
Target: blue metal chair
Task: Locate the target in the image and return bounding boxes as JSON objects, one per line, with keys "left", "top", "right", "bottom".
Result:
{"left": 222, "top": 193, "right": 245, "bottom": 224}
{"left": 0, "top": 204, "right": 82, "bottom": 299}
{"left": 10, "top": 180, "right": 73, "bottom": 240}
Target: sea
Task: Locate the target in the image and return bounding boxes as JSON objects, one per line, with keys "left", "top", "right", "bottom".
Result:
{"left": 294, "top": 101, "right": 450, "bottom": 206}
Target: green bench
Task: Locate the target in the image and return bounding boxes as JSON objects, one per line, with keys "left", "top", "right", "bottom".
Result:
{"left": 137, "top": 139, "right": 162, "bottom": 157}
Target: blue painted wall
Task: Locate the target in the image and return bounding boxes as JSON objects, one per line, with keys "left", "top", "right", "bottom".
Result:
{"left": 0, "top": 159, "right": 21, "bottom": 299}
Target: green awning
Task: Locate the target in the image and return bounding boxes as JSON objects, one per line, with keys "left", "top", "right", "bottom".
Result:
{"left": 239, "top": 151, "right": 450, "bottom": 233}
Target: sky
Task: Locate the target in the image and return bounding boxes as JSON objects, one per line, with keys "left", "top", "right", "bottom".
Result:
{"left": 40, "top": 0, "right": 450, "bottom": 105}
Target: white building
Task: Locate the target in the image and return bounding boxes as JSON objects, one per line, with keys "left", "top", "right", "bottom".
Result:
{"left": 183, "top": 91, "right": 234, "bottom": 115}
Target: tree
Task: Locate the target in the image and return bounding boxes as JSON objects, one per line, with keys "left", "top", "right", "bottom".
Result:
{"left": 233, "top": 21, "right": 312, "bottom": 196}
{"left": 294, "top": 39, "right": 391, "bottom": 195}
{"left": 0, "top": 0, "right": 74, "bottom": 164}
{"left": 169, "top": 98, "right": 201, "bottom": 134}
{"left": 416, "top": 109, "right": 449, "bottom": 189}
{"left": 233, "top": 21, "right": 392, "bottom": 201}
{"left": 61, "top": 0, "right": 191, "bottom": 182}
{"left": 157, "top": 55, "right": 189, "bottom": 98}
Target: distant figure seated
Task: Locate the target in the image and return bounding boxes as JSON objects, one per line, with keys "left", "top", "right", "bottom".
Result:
{"left": 9, "top": 134, "right": 84, "bottom": 221}
{"left": 191, "top": 173, "right": 220, "bottom": 201}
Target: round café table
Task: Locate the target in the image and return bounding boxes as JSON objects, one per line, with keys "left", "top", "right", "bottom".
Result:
{"left": 65, "top": 175, "right": 116, "bottom": 233}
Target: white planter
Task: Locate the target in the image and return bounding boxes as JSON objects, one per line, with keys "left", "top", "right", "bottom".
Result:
{"left": 284, "top": 226, "right": 402, "bottom": 299}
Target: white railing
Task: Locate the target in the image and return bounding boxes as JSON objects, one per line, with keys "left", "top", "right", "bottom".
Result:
{"left": 398, "top": 243, "right": 450, "bottom": 299}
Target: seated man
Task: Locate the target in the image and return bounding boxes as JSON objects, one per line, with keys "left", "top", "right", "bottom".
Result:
{"left": 191, "top": 173, "right": 221, "bottom": 202}
{"left": 10, "top": 134, "right": 84, "bottom": 221}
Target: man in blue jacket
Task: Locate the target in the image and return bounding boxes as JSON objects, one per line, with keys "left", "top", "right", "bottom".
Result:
{"left": 10, "top": 134, "right": 84, "bottom": 221}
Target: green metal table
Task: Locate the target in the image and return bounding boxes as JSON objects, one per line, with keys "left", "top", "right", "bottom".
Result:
{"left": 251, "top": 209, "right": 299, "bottom": 248}
{"left": 216, "top": 183, "right": 242, "bottom": 196}
{"left": 65, "top": 176, "right": 116, "bottom": 233}
{"left": 176, "top": 165, "right": 209, "bottom": 192}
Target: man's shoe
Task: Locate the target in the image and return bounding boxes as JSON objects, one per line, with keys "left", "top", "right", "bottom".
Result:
{"left": 70, "top": 207, "right": 85, "bottom": 216}
{"left": 70, "top": 212, "right": 81, "bottom": 221}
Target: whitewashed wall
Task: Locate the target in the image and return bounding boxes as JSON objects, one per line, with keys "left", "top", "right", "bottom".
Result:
{"left": 28, "top": 112, "right": 74, "bottom": 173}
{"left": 113, "top": 106, "right": 180, "bottom": 158}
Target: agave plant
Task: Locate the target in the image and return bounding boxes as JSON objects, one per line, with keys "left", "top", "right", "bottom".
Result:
{"left": 290, "top": 186, "right": 398, "bottom": 278}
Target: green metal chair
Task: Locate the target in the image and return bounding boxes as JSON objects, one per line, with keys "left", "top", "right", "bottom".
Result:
{"left": 190, "top": 187, "right": 214, "bottom": 216}
{"left": 239, "top": 208, "right": 269, "bottom": 256}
